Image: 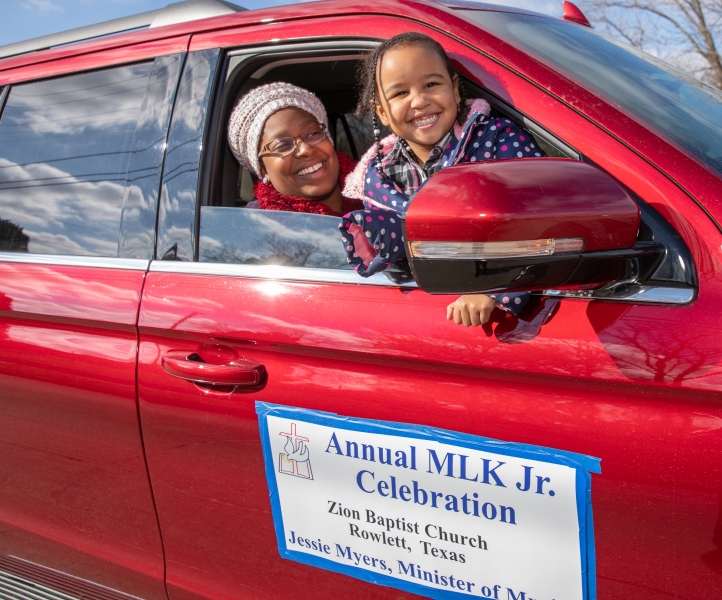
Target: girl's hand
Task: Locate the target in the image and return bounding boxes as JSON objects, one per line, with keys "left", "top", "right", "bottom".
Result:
{"left": 446, "top": 294, "right": 497, "bottom": 326}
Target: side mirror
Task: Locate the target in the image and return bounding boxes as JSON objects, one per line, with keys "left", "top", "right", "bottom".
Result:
{"left": 403, "top": 158, "right": 662, "bottom": 294}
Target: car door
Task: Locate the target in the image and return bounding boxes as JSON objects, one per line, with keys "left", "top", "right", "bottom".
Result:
{"left": 0, "top": 49, "right": 184, "bottom": 600}
{"left": 136, "top": 10, "right": 722, "bottom": 600}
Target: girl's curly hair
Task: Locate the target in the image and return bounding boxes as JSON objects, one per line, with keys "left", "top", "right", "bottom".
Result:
{"left": 355, "top": 32, "right": 470, "bottom": 125}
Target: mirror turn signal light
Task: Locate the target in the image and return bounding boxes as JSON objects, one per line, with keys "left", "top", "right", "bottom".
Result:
{"left": 408, "top": 238, "right": 586, "bottom": 259}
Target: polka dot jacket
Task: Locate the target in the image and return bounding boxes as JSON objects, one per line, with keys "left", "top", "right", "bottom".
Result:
{"left": 340, "top": 100, "right": 545, "bottom": 317}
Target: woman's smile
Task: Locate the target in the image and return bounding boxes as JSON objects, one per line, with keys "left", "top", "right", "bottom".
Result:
{"left": 296, "top": 161, "right": 325, "bottom": 177}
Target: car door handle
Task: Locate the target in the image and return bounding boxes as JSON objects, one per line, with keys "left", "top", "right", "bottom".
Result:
{"left": 161, "top": 351, "right": 266, "bottom": 386}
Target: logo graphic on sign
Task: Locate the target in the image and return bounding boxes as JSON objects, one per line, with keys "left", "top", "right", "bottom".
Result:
{"left": 278, "top": 423, "right": 313, "bottom": 479}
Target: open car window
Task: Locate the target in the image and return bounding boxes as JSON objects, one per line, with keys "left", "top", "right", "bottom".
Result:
{"left": 196, "top": 43, "right": 694, "bottom": 299}
{"left": 199, "top": 50, "right": 375, "bottom": 272}
{"left": 199, "top": 47, "right": 558, "bottom": 276}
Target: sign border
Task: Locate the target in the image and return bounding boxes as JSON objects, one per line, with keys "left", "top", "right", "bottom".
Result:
{"left": 256, "top": 401, "right": 601, "bottom": 600}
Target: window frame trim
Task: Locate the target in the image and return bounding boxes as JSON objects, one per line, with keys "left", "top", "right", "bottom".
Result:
{"left": 148, "top": 260, "right": 694, "bottom": 304}
{"left": 197, "top": 39, "right": 573, "bottom": 291}
{"left": 0, "top": 86, "right": 8, "bottom": 120}
{"left": 198, "top": 39, "right": 380, "bottom": 246}
{"left": 149, "top": 260, "right": 414, "bottom": 287}
{"left": 0, "top": 252, "right": 149, "bottom": 271}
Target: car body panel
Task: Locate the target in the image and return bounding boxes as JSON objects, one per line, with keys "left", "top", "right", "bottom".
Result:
{"left": 0, "top": 260, "right": 166, "bottom": 599}
{"left": 137, "top": 269, "right": 722, "bottom": 600}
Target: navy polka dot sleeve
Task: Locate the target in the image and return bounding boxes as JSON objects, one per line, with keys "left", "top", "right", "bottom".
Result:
{"left": 457, "top": 117, "right": 544, "bottom": 164}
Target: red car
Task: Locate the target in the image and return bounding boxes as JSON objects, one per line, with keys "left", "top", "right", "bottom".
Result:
{"left": 0, "top": 1, "right": 720, "bottom": 599}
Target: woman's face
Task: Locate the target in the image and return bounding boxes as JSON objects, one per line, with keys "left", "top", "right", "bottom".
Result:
{"left": 259, "top": 108, "right": 339, "bottom": 202}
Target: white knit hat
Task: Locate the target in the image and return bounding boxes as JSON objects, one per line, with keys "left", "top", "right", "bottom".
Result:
{"left": 227, "top": 82, "right": 329, "bottom": 177}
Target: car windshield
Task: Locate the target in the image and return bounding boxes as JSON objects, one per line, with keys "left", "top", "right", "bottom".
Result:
{"left": 460, "top": 10, "right": 722, "bottom": 175}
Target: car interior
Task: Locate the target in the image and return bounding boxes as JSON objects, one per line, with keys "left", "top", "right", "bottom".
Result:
{"left": 203, "top": 46, "right": 570, "bottom": 211}
{"left": 205, "top": 51, "right": 374, "bottom": 210}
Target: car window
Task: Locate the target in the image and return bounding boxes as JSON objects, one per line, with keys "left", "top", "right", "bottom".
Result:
{"left": 198, "top": 54, "right": 378, "bottom": 271}
{"left": 199, "top": 52, "right": 553, "bottom": 278}
{"left": 0, "top": 62, "right": 153, "bottom": 256}
{"left": 460, "top": 10, "right": 722, "bottom": 176}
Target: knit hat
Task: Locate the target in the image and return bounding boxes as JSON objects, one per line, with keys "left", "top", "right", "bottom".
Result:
{"left": 227, "top": 82, "right": 329, "bottom": 177}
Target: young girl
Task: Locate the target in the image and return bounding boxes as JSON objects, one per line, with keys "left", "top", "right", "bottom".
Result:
{"left": 340, "top": 32, "right": 545, "bottom": 326}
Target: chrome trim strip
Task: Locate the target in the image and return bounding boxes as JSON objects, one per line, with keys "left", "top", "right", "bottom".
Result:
{"left": 0, "top": 253, "right": 149, "bottom": 271}
{"left": 149, "top": 262, "right": 693, "bottom": 301}
{"left": 5, "top": 260, "right": 690, "bottom": 298}
{"left": 542, "top": 285, "right": 695, "bottom": 305}
{"left": 149, "top": 261, "right": 417, "bottom": 287}
{"left": 0, "top": 556, "right": 143, "bottom": 600}
{"left": 0, "top": 569, "right": 78, "bottom": 600}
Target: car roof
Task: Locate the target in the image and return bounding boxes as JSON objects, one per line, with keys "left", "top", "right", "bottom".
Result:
{"left": 0, "top": 0, "right": 553, "bottom": 71}
{"left": 0, "top": 0, "right": 246, "bottom": 62}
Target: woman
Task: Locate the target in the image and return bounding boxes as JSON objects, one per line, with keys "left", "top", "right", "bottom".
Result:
{"left": 227, "top": 82, "right": 363, "bottom": 216}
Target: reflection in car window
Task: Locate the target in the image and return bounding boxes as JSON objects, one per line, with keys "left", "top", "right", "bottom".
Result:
{"left": 462, "top": 11, "right": 722, "bottom": 175}
{"left": 0, "top": 63, "right": 152, "bottom": 256}
{"left": 158, "top": 49, "right": 220, "bottom": 261}
{"left": 200, "top": 207, "right": 351, "bottom": 269}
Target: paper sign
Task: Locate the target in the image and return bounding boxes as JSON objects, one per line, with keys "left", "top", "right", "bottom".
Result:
{"left": 256, "top": 402, "right": 600, "bottom": 600}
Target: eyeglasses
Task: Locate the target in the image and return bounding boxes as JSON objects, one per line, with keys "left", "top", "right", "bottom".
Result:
{"left": 258, "top": 123, "right": 328, "bottom": 157}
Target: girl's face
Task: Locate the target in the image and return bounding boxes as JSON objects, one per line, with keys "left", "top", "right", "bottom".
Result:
{"left": 259, "top": 107, "right": 340, "bottom": 203}
{"left": 375, "top": 44, "right": 461, "bottom": 161}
